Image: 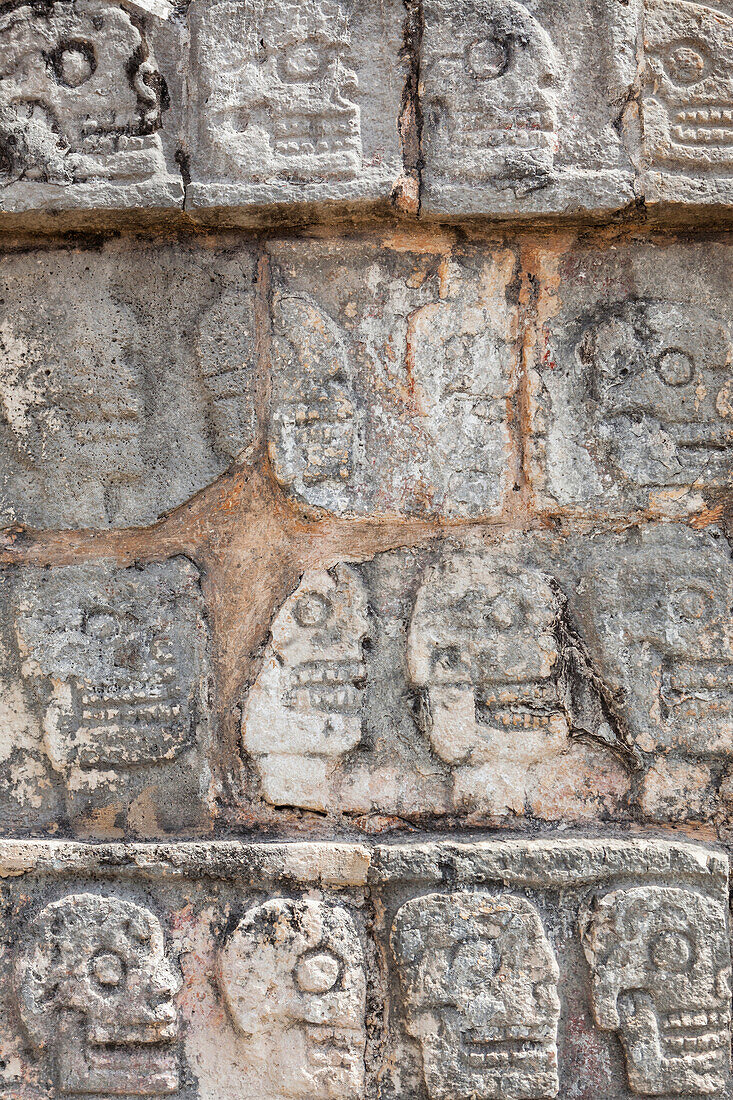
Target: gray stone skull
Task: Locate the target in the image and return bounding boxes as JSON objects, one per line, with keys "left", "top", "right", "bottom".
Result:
{"left": 16, "top": 893, "right": 180, "bottom": 1095}
{"left": 644, "top": 0, "right": 733, "bottom": 168}
{"left": 580, "top": 886, "right": 733, "bottom": 1095}
{"left": 391, "top": 892, "right": 561, "bottom": 1100}
{"left": 217, "top": 897, "right": 366, "bottom": 1099}
{"left": 423, "top": 0, "right": 562, "bottom": 188}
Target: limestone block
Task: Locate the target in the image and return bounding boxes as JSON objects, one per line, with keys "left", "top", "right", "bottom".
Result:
{"left": 527, "top": 237, "right": 733, "bottom": 519}
{"left": 377, "top": 837, "right": 731, "bottom": 1100}
{"left": 0, "top": 0, "right": 183, "bottom": 218}
{"left": 0, "top": 244, "right": 258, "bottom": 528}
{"left": 0, "top": 839, "right": 371, "bottom": 1099}
{"left": 419, "top": 0, "right": 638, "bottom": 218}
{"left": 0, "top": 558, "right": 214, "bottom": 833}
{"left": 266, "top": 238, "right": 519, "bottom": 517}
{"left": 185, "top": 0, "right": 407, "bottom": 216}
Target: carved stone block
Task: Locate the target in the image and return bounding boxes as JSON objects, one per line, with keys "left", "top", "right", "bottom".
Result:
{"left": 186, "top": 0, "right": 406, "bottom": 216}
{"left": 266, "top": 238, "right": 519, "bottom": 517}
{"left": 0, "top": 245, "right": 258, "bottom": 529}
{"left": 419, "top": 0, "right": 638, "bottom": 217}
{"left": 0, "top": 0, "right": 183, "bottom": 217}
{"left": 527, "top": 237, "right": 733, "bottom": 518}
{"left": 0, "top": 558, "right": 214, "bottom": 833}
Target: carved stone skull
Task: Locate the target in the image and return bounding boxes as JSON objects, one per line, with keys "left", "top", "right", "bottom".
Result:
{"left": 644, "top": 0, "right": 733, "bottom": 168}
{"left": 242, "top": 564, "right": 370, "bottom": 809}
{"left": 16, "top": 893, "right": 180, "bottom": 1095}
{"left": 422, "top": 0, "right": 562, "bottom": 188}
{"left": 0, "top": 0, "right": 166, "bottom": 183}
{"left": 580, "top": 886, "right": 733, "bottom": 1095}
{"left": 391, "top": 892, "right": 561, "bottom": 1099}
{"left": 218, "top": 897, "right": 366, "bottom": 1099}
{"left": 579, "top": 300, "right": 732, "bottom": 490}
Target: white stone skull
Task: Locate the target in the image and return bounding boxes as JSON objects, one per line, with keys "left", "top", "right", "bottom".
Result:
{"left": 242, "top": 564, "right": 370, "bottom": 809}
{"left": 579, "top": 300, "right": 732, "bottom": 489}
{"left": 580, "top": 886, "right": 733, "bottom": 1095}
{"left": 217, "top": 897, "right": 366, "bottom": 1099}
{"left": 391, "top": 892, "right": 561, "bottom": 1100}
{"left": 0, "top": 0, "right": 165, "bottom": 182}
{"left": 17, "top": 893, "right": 180, "bottom": 1095}
{"left": 423, "top": 0, "right": 562, "bottom": 187}
{"left": 644, "top": 0, "right": 733, "bottom": 168}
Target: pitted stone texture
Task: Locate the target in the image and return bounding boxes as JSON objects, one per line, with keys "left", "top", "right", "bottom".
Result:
{"left": 392, "top": 892, "right": 561, "bottom": 1100}
{"left": 0, "top": 0, "right": 183, "bottom": 216}
{"left": 17, "top": 892, "right": 181, "bottom": 1095}
{"left": 527, "top": 237, "right": 733, "bottom": 518}
{"left": 0, "top": 840, "right": 370, "bottom": 1099}
{"left": 0, "top": 244, "right": 257, "bottom": 528}
{"left": 218, "top": 897, "right": 366, "bottom": 1098}
{"left": 266, "top": 238, "right": 519, "bottom": 517}
{"left": 3, "top": 557, "right": 213, "bottom": 833}
{"left": 420, "top": 0, "right": 637, "bottom": 217}
{"left": 376, "top": 838, "right": 731, "bottom": 1100}
{"left": 581, "top": 886, "right": 732, "bottom": 1096}
{"left": 186, "top": 0, "right": 406, "bottom": 214}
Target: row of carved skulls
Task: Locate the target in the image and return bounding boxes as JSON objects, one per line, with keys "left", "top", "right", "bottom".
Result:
{"left": 14, "top": 884, "right": 732, "bottom": 1097}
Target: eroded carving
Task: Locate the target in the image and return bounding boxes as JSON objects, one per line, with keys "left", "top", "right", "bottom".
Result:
{"left": 0, "top": 0, "right": 167, "bottom": 187}
{"left": 17, "top": 892, "right": 180, "bottom": 1095}
{"left": 391, "top": 891, "right": 560, "bottom": 1100}
{"left": 242, "top": 564, "right": 370, "bottom": 809}
{"left": 644, "top": 0, "right": 733, "bottom": 169}
{"left": 218, "top": 897, "right": 366, "bottom": 1099}
{"left": 13, "top": 561, "right": 209, "bottom": 787}
{"left": 577, "top": 300, "right": 733, "bottom": 490}
{"left": 196, "top": 0, "right": 361, "bottom": 182}
{"left": 269, "top": 292, "right": 361, "bottom": 512}
{"left": 422, "top": 0, "right": 561, "bottom": 190}
{"left": 580, "top": 886, "right": 732, "bottom": 1095}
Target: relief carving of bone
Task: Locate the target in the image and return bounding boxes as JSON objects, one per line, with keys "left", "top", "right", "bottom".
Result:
{"left": 217, "top": 896, "right": 366, "bottom": 1099}
{"left": 391, "top": 891, "right": 561, "bottom": 1100}
{"left": 580, "top": 885, "right": 733, "bottom": 1095}
{"left": 17, "top": 893, "right": 180, "bottom": 1095}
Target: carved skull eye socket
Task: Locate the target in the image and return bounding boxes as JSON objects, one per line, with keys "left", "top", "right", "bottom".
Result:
{"left": 90, "top": 950, "right": 127, "bottom": 993}
{"left": 278, "top": 43, "right": 326, "bottom": 83}
{"left": 467, "top": 36, "right": 511, "bottom": 80}
{"left": 649, "top": 929, "right": 695, "bottom": 973}
{"left": 292, "top": 591, "right": 332, "bottom": 628}
{"left": 664, "top": 43, "right": 708, "bottom": 85}
{"left": 295, "top": 951, "right": 341, "bottom": 993}
{"left": 452, "top": 938, "right": 500, "bottom": 981}
{"left": 656, "top": 348, "right": 695, "bottom": 387}
{"left": 670, "top": 587, "right": 709, "bottom": 621}
{"left": 51, "top": 40, "right": 96, "bottom": 88}
{"left": 83, "top": 610, "right": 118, "bottom": 640}
{"left": 486, "top": 595, "right": 520, "bottom": 630}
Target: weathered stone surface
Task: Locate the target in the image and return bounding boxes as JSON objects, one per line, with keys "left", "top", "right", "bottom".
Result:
{"left": 0, "top": 0, "right": 183, "bottom": 217}
{"left": 0, "top": 243, "right": 257, "bottom": 528}
{"left": 266, "top": 237, "right": 519, "bottom": 517}
{"left": 185, "top": 0, "right": 407, "bottom": 215}
{"left": 419, "top": 0, "right": 638, "bottom": 218}
{"left": 527, "top": 237, "right": 733, "bottom": 519}
{"left": 0, "top": 558, "right": 214, "bottom": 833}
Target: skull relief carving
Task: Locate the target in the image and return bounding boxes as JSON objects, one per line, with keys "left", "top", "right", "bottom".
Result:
{"left": 200, "top": 0, "right": 361, "bottom": 182}
{"left": 578, "top": 300, "right": 733, "bottom": 490}
{"left": 242, "top": 564, "right": 370, "bottom": 810}
{"left": 391, "top": 892, "right": 561, "bottom": 1100}
{"left": 580, "top": 886, "right": 733, "bottom": 1095}
{"left": 644, "top": 0, "right": 733, "bottom": 168}
{"left": 17, "top": 893, "right": 180, "bottom": 1095}
{"left": 422, "top": 0, "right": 561, "bottom": 188}
{"left": 0, "top": 0, "right": 167, "bottom": 185}
{"left": 218, "top": 897, "right": 366, "bottom": 1099}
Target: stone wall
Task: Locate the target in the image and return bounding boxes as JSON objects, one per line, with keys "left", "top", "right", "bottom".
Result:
{"left": 0, "top": 0, "right": 731, "bottom": 1097}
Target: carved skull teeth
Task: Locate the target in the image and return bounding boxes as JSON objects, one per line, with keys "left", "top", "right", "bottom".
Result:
{"left": 677, "top": 107, "right": 733, "bottom": 124}
{"left": 663, "top": 1009, "right": 732, "bottom": 1030}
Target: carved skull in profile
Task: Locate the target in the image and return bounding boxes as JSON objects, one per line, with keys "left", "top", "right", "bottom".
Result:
{"left": 392, "top": 891, "right": 561, "bottom": 1099}
{"left": 581, "top": 886, "right": 732, "bottom": 1095}
{"left": 17, "top": 893, "right": 180, "bottom": 1095}
{"left": 218, "top": 897, "right": 366, "bottom": 1099}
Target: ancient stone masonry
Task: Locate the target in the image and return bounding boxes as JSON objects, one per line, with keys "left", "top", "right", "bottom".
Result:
{"left": 0, "top": 0, "right": 733, "bottom": 1098}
